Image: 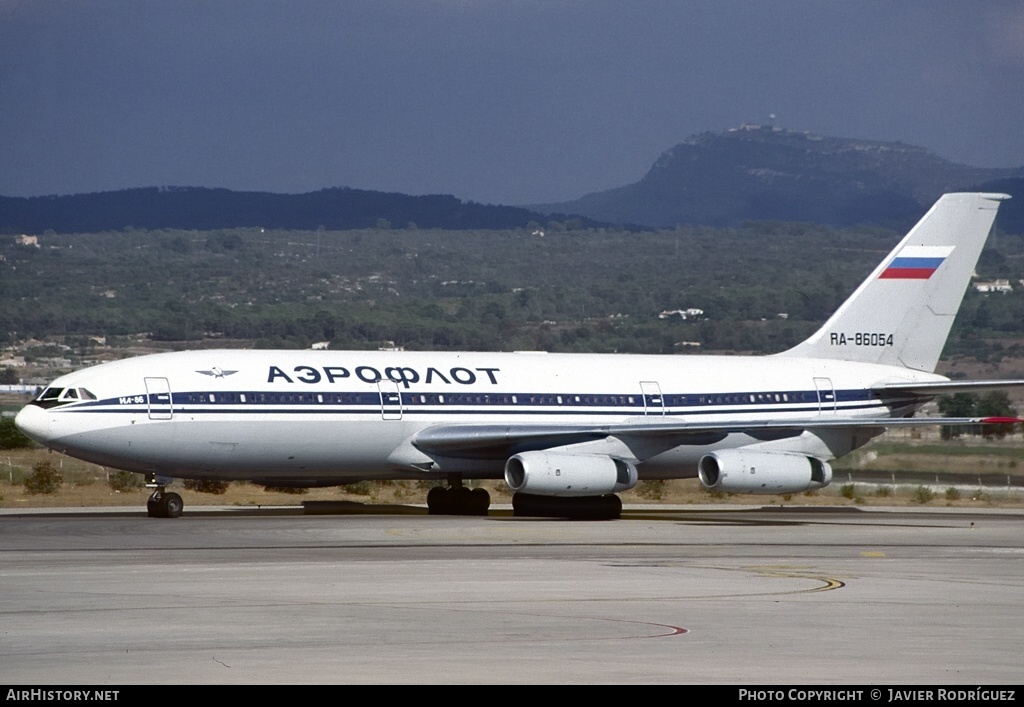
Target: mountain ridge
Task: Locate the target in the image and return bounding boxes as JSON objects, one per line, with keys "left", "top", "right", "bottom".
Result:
{"left": 0, "top": 185, "right": 595, "bottom": 234}
{"left": 534, "top": 126, "right": 1024, "bottom": 229}
{"left": 3, "top": 127, "right": 1022, "bottom": 234}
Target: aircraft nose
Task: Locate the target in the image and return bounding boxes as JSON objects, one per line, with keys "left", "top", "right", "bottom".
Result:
{"left": 14, "top": 404, "right": 52, "bottom": 445}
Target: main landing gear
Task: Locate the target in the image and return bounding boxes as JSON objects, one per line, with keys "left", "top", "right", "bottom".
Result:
{"left": 146, "top": 475, "right": 183, "bottom": 518}
{"left": 512, "top": 493, "right": 622, "bottom": 520}
{"left": 426, "top": 475, "right": 490, "bottom": 516}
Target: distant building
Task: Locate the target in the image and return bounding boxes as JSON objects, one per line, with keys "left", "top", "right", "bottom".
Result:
{"left": 0, "top": 385, "right": 36, "bottom": 394}
{"left": 974, "top": 279, "right": 1013, "bottom": 294}
{"left": 659, "top": 308, "right": 704, "bottom": 321}
{"left": 15, "top": 235, "right": 39, "bottom": 247}
{"left": 311, "top": 341, "right": 330, "bottom": 350}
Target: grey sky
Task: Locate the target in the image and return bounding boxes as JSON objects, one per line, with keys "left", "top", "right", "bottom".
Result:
{"left": 2, "top": 1, "right": 1023, "bottom": 205}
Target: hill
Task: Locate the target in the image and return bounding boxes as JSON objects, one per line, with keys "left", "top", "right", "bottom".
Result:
{"left": 3, "top": 128, "right": 1023, "bottom": 234}
{"left": 536, "top": 126, "right": 1024, "bottom": 230}
{"left": 0, "top": 186, "right": 594, "bottom": 234}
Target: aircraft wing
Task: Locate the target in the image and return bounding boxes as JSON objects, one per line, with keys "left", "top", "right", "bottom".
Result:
{"left": 413, "top": 414, "right": 1022, "bottom": 458}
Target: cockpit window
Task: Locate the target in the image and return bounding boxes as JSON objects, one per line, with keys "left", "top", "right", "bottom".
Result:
{"left": 32, "top": 387, "right": 96, "bottom": 409}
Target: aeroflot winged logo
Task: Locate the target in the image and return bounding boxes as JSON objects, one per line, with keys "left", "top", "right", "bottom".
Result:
{"left": 879, "top": 245, "right": 954, "bottom": 280}
{"left": 196, "top": 367, "right": 238, "bottom": 378}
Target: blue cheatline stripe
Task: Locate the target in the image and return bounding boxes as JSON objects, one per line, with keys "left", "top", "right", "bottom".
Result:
{"left": 61, "top": 387, "right": 909, "bottom": 411}
{"left": 64, "top": 405, "right": 897, "bottom": 420}
{"left": 61, "top": 394, "right": 911, "bottom": 418}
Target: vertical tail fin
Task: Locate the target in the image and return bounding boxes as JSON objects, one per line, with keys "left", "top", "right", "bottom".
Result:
{"left": 777, "top": 192, "right": 1010, "bottom": 372}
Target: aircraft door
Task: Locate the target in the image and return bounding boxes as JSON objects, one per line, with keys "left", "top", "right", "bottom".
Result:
{"left": 813, "top": 377, "right": 836, "bottom": 413}
{"left": 640, "top": 381, "right": 665, "bottom": 416}
{"left": 144, "top": 377, "right": 173, "bottom": 420}
{"left": 377, "top": 380, "right": 403, "bottom": 420}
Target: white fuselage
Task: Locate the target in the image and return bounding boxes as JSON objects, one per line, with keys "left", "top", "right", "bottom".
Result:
{"left": 15, "top": 348, "right": 939, "bottom": 486}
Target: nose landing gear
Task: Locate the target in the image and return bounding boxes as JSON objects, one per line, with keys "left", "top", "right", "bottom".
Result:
{"left": 146, "top": 475, "right": 183, "bottom": 518}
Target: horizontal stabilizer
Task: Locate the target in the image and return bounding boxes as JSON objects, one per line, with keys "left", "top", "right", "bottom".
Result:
{"left": 873, "top": 379, "right": 1024, "bottom": 396}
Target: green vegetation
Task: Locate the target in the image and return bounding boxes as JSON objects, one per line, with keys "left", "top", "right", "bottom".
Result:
{"left": 938, "top": 392, "right": 1018, "bottom": 440}
{"left": 912, "top": 486, "right": 936, "bottom": 504}
{"left": 23, "top": 461, "right": 62, "bottom": 495}
{"left": 345, "top": 481, "right": 374, "bottom": 496}
{"left": 1, "top": 223, "right": 1021, "bottom": 357}
{"left": 182, "top": 479, "right": 231, "bottom": 494}
{"left": 0, "top": 418, "right": 33, "bottom": 450}
{"left": 108, "top": 471, "right": 143, "bottom": 492}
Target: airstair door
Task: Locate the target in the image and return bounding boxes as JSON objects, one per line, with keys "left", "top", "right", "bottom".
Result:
{"left": 145, "top": 377, "right": 173, "bottom": 420}
{"left": 813, "top": 377, "right": 836, "bottom": 414}
{"left": 378, "top": 380, "right": 403, "bottom": 420}
{"left": 640, "top": 381, "right": 665, "bottom": 416}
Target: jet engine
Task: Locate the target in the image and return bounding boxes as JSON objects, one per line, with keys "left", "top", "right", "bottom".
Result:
{"left": 504, "top": 451, "right": 638, "bottom": 497}
{"left": 698, "top": 449, "right": 832, "bottom": 495}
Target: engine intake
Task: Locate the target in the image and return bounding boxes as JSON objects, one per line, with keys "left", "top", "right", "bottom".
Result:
{"left": 698, "top": 449, "right": 832, "bottom": 495}
{"left": 504, "top": 451, "right": 638, "bottom": 497}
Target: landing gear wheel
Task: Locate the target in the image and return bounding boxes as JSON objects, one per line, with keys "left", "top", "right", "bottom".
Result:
{"left": 427, "top": 486, "right": 450, "bottom": 515}
{"left": 469, "top": 487, "right": 491, "bottom": 516}
{"left": 147, "top": 488, "right": 184, "bottom": 519}
{"left": 512, "top": 493, "right": 621, "bottom": 520}
{"left": 426, "top": 484, "right": 491, "bottom": 516}
{"left": 162, "top": 492, "right": 184, "bottom": 518}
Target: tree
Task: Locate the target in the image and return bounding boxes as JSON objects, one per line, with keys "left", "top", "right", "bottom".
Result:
{"left": 0, "top": 417, "right": 32, "bottom": 449}
{"left": 937, "top": 393, "right": 977, "bottom": 440}
{"left": 975, "top": 391, "right": 1017, "bottom": 439}
{"left": 24, "top": 461, "right": 62, "bottom": 495}
{"left": 938, "top": 391, "right": 1018, "bottom": 440}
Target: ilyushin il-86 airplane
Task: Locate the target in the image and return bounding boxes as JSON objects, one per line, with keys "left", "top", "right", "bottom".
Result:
{"left": 15, "top": 192, "right": 1024, "bottom": 519}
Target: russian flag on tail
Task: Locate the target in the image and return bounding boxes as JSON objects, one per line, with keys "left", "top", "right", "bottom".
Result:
{"left": 879, "top": 245, "right": 955, "bottom": 280}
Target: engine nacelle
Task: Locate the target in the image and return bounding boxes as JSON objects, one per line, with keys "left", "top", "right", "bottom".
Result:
{"left": 698, "top": 449, "right": 832, "bottom": 495}
{"left": 504, "top": 451, "right": 638, "bottom": 497}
